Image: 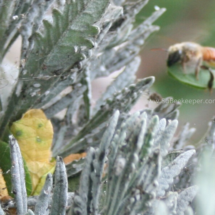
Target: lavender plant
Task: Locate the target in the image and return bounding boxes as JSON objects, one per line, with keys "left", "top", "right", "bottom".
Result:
{"left": 0, "top": 0, "right": 215, "bottom": 215}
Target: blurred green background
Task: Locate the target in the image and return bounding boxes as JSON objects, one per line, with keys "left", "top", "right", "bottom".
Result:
{"left": 136, "top": 0, "right": 215, "bottom": 142}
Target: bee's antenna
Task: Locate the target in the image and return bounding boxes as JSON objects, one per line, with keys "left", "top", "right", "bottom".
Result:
{"left": 150, "top": 48, "right": 168, "bottom": 52}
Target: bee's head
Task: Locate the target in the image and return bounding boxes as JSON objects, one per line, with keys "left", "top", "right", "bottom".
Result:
{"left": 167, "top": 45, "right": 183, "bottom": 67}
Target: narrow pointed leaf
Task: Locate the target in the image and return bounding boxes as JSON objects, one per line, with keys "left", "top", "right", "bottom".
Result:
{"left": 157, "top": 150, "right": 196, "bottom": 196}
{"left": 50, "top": 157, "right": 68, "bottom": 215}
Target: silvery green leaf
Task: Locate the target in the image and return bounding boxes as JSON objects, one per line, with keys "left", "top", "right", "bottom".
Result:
{"left": 112, "top": 0, "right": 125, "bottom": 6}
{"left": 69, "top": 195, "right": 86, "bottom": 215}
{"left": 195, "top": 150, "right": 215, "bottom": 215}
{"left": 141, "top": 115, "right": 159, "bottom": 158}
{"left": 70, "top": 147, "right": 95, "bottom": 215}
{"left": 50, "top": 157, "right": 68, "bottom": 215}
{"left": 80, "top": 68, "right": 92, "bottom": 122}
{"left": 137, "top": 151, "right": 161, "bottom": 194}
{"left": 5, "top": 193, "right": 75, "bottom": 211}
{"left": 52, "top": 125, "right": 68, "bottom": 157}
{"left": 0, "top": 61, "right": 19, "bottom": 111}
{"left": 94, "top": 4, "right": 123, "bottom": 51}
{"left": 34, "top": 174, "right": 53, "bottom": 215}
{"left": 174, "top": 150, "right": 197, "bottom": 191}
{"left": 91, "top": 3, "right": 162, "bottom": 78}
{"left": 59, "top": 77, "right": 154, "bottom": 155}
{"left": 173, "top": 123, "right": 196, "bottom": 150}
{"left": 176, "top": 186, "right": 198, "bottom": 215}
{"left": 163, "top": 192, "right": 178, "bottom": 214}
{"left": 35, "top": 77, "right": 77, "bottom": 109}
{"left": 0, "top": 0, "right": 16, "bottom": 60}
{"left": 159, "top": 120, "right": 178, "bottom": 157}
{"left": 204, "top": 117, "right": 215, "bottom": 146}
{"left": 184, "top": 206, "right": 194, "bottom": 215}
{"left": 25, "top": 210, "right": 35, "bottom": 215}
{"left": 66, "top": 157, "right": 86, "bottom": 177}
{"left": 153, "top": 118, "right": 166, "bottom": 148}
{"left": 91, "top": 110, "right": 120, "bottom": 213}
{"left": 69, "top": 111, "right": 119, "bottom": 213}
{"left": 59, "top": 109, "right": 118, "bottom": 156}
{"left": 105, "top": 111, "right": 161, "bottom": 215}
{"left": 145, "top": 200, "right": 169, "bottom": 215}
{"left": 128, "top": 8, "right": 166, "bottom": 41}
{"left": 123, "top": 0, "right": 149, "bottom": 17}
{"left": 162, "top": 150, "right": 184, "bottom": 167}
{"left": 154, "top": 201, "right": 168, "bottom": 215}
{"left": 153, "top": 97, "right": 181, "bottom": 120}
{"left": 157, "top": 150, "right": 196, "bottom": 196}
{"left": 65, "top": 95, "right": 82, "bottom": 126}
{"left": 21, "top": 0, "right": 55, "bottom": 58}
{"left": 94, "top": 57, "right": 140, "bottom": 113}
{"left": 43, "top": 84, "right": 86, "bottom": 118}
{"left": 9, "top": 135, "right": 27, "bottom": 215}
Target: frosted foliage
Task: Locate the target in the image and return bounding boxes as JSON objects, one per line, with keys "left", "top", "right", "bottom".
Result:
{"left": 0, "top": 0, "right": 213, "bottom": 215}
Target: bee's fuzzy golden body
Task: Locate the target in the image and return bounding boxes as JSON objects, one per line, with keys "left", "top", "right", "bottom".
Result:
{"left": 167, "top": 42, "right": 215, "bottom": 91}
{"left": 167, "top": 42, "right": 215, "bottom": 76}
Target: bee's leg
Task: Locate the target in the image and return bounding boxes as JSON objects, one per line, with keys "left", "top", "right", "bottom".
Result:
{"left": 195, "top": 58, "right": 202, "bottom": 80}
{"left": 182, "top": 62, "right": 186, "bottom": 74}
{"left": 201, "top": 65, "right": 214, "bottom": 93}
{"left": 208, "top": 69, "right": 214, "bottom": 93}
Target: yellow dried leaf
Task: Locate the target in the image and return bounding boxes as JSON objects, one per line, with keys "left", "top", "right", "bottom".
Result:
{"left": 10, "top": 109, "right": 56, "bottom": 195}
{"left": 0, "top": 169, "right": 8, "bottom": 199}
{"left": 63, "top": 153, "right": 86, "bottom": 165}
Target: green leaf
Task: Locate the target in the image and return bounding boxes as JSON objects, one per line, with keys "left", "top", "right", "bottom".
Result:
{"left": 0, "top": 141, "right": 12, "bottom": 196}
{"left": 0, "top": 141, "right": 32, "bottom": 196}
{"left": 167, "top": 65, "right": 215, "bottom": 90}
{"left": 23, "top": 159, "right": 33, "bottom": 196}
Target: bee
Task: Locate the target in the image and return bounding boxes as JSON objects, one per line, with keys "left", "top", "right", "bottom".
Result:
{"left": 167, "top": 42, "right": 215, "bottom": 91}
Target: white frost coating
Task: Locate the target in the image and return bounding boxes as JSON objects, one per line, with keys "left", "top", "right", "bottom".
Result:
{"left": 0, "top": 60, "right": 19, "bottom": 110}
{"left": 135, "top": 194, "right": 140, "bottom": 201}
{"left": 101, "top": 4, "right": 123, "bottom": 23}
{"left": 155, "top": 201, "right": 168, "bottom": 215}
{"left": 80, "top": 46, "right": 87, "bottom": 51}
{"left": 20, "top": 58, "right": 26, "bottom": 67}
{"left": 15, "top": 81, "right": 23, "bottom": 97}
{"left": 100, "top": 66, "right": 106, "bottom": 72}
{"left": 154, "top": 5, "right": 160, "bottom": 11}
{"left": 42, "top": 86, "right": 72, "bottom": 110}
{"left": 115, "top": 157, "right": 126, "bottom": 176}
{"left": 22, "top": 69, "right": 27, "bottom": 75}
{"left": 87, "top": 49, "right": 93, "bottom": 58}
{"left": 91, "top": 41, "right": 98, "bottom": 49}
{"left": 30, "top": 91, "right": 37, "bottom": 97}
{"left": 81, "top": 54, "right": 86, "bottom": 60}
{"left": 33, "top": 83, "right": 41, "bottom": 88}
{"left": 43, "top": 14, "right": 54, "bottom": 24}
{"left": 74, "top": 46, "right": 78, "bottom": 53}
{"left": 45, "top": 90, "right": 50, "bottom": 95}
{"left": 13, "top": 15, "right": 19, "bottom": 20}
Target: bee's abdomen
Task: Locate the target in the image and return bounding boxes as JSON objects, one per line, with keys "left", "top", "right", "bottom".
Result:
{"left": 202, "top": 47, "right": 215, "bottom": 63}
